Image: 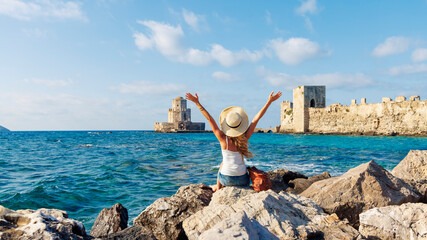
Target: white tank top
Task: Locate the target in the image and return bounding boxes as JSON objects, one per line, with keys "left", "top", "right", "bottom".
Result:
{"left": 220, "top": 137, "right": 247, "bottom": 176}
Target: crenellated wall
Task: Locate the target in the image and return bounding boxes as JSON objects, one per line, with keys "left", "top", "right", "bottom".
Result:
{"left": 306, "top": 100, "right": 427, "bottom": 136}
{"left": 280, "top": 87, "right": 427, "bottom": 136}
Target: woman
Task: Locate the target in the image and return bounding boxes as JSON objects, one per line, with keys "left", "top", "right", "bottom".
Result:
{"left": 185, "top": 91, "right": 282, "bottom": 192}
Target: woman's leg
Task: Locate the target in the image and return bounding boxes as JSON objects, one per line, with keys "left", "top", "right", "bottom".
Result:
{"left": 211, "top": 162, "right": 223, "bottom": 192}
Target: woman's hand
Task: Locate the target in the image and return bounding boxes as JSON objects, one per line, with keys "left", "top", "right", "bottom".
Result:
{"left": 268, "top": 91, "right": 282, "bottom": 103}
{"left": 185, "top": 93, "right": 200, "bottom": 104}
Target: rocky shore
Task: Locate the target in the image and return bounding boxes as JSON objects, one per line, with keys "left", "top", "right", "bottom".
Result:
{"left": 1, "top": 150, "right": 426, "bottom": 239}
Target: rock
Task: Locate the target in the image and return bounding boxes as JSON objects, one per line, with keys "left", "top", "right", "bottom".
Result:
{"left": 266, "top": 169, "right": 307, "bottom": 192}
{"left": 288, "top": 172, "right": 331, "bottom": 194}
{"left": 0, "top": 206, "right": 87, "bottom": 240}
{"left": 210, "top": 185, "right": 255, "bottom": 206}
{"left": 183, "top": 187, "right": 326, "bottom": 239}
{"left": 392, "top": 150, "right": 427, "bottom": 181}
{"left": 392, "top": 150, "right": 427, "bottom": 202}
{"left": 301, "top": 160, "right": 420, "bottom": 227}
{"left": 102, "top": 225, "right": 156, "bottom": 240}
{"left": 359, "top": 203, "right": 427, "bottom": 240}
{"left": 133, "top": 183, "right": 213, "bottom": 240}
{"left": 90, "top": 203, "right": 128, "bottom": 238}
{"left": 309, "top": 214, "right": 361, "bottom": 240}
{"left": 198, "top": 210, "right": 279, "bottom": 240}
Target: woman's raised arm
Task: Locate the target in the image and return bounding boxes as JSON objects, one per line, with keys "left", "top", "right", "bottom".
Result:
{"left": 185, "top": 93, "right": 225, "bottom": 141}
{"left": 245, "top": 91, "right": 282, "bottom": 140}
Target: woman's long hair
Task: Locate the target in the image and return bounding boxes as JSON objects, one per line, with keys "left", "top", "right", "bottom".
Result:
{"left": 230, "top": 135, "right": 253, "bottom": 159}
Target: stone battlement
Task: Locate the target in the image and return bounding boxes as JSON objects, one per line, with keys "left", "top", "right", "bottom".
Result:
{"left": 280, "top": 86, "right": 427, "bottom": 136}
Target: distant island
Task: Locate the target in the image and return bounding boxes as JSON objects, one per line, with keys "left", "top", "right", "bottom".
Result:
{"left": 0, "top": 125, "right": 10, "bottom": 132}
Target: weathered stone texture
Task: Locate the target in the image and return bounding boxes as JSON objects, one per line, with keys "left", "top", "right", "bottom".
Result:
{"left": 183, "top": 187, "right": 360, "bottom": 240}
{"left": 90, "top": 203, "right": 128, "bottom": 238}
{"left": 0, "top": 206, "right": 87, "bottom": 240}
{"left": 306, "top": 100, "right": 427, "bottom": 135}
{"left": 197, "top": 211, "right": 279, "bottom": 240}
{"left": 266, "top": 168, "right": 307, "bottom": 192}
{"left": 133, "top": 183, "right": 213, "bottom": 240}
{"left": 392, "top": 150, "right": 427, "bottom": 203}
{"left": 288, "top": 172, "right": 331, "bottom": 194}
{"left": 359, "top": 203, "right": 427, "bottom": 240}
{"left": 300, "top": 160, "right": 420, "bottom": 227}
{"left": 102, "top": 225, "right": 156, "bottom": 240}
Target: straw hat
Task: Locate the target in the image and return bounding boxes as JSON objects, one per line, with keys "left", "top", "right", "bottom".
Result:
{"left": 219, "top": 106, "right": 249, "bottom": 137}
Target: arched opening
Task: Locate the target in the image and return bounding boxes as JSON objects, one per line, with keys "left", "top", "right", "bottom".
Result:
{"left": 310, "top": 99, "right": 315, "bottom": 107}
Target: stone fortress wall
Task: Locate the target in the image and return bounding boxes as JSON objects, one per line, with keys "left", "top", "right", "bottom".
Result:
{"left": 280, "top": 86, "right": 427, "bottom": 136}
{"left": 154, "top": 97, "right": 205, "bottom": 133}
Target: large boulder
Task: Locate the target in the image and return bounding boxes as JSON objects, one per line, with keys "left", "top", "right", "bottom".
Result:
{"left": 309, "top": 214, "right": 361, "bottom": 240}
{"left": 288, "top": 172, "right": 331, "bottom": 194}
{"left": 183, "top": 187, "right": 360, "bottom": 239}
{"left": 266, "top": 169, "right": 307, "bottom": 192}
{"left": 0, "top": 206, "right": 87, "bottom": 240}
{"left": 359, "top": 203, "right": 427, "bottom": 240}
{"left": 101, "top": 225, "right": 156, "bottom": 240}
{"left": 301, "top": 160, "right": 420, "bottom": 227}
{"left": 392, "top": 150, "right": 427, "bottom": 202}
{"left": 198, "top": 211, "right": 279, "bottom": 240}
{"left": 90, "top": 203, "right": 128, "bottom": 238}
{"left": 133, "top": 183, "right": 213, "bottom": 240}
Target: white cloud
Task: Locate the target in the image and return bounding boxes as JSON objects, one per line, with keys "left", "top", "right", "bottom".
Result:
{"left": 296, "top": 0, "right": 318, "bottom": 15}
{"left": 257, "top": 66, "right": 373, "bottom": 90}
{"left": 265, "top": 10, "right": 272, "bottom": 25}
{"left": 111, "top": 81, "right": 184, "bottom": 95}
{"left": 268, "top": 38, "right": 327, "bottom": 65}
{"left": 134, "top": 20, "right": 264, "bottom": 67}
{"left": 295, "top": 0, "right": 318, "bottom": 32}
{"left": 387, "top": 64, "right": 427, "bottom": 76}
{"left": 182, "top": 8, "right": 202, "bottom": 31}
{"left": 24, "top": 78, "right": 73, "bottom": 87}
{"left": 411, "top": 48, "right": 427, "bottom": 62}
{"left": 0, "top": 92, "right": 149, "bottom": 130}
{"left": 136, "top": 21, "right": 184, "bottom": 57}
{"left": 211, "top": 71, "right": 240, "bottom": 82}
{"left": 0, "top": 0, "right": 86, "bottom": 21}
{"left": 133, "top": 32, "right": 153, "bottom": 50}
{"left": 372, "top": 36, "right": 410, "bottom": 57}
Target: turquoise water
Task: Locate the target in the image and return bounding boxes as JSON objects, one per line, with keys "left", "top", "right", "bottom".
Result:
{"left": 1, "top": 131, "right": 426, "bottom": 230}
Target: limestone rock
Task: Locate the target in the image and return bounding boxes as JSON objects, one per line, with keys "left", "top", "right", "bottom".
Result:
{"left": 359, "top": 203, "right": 427, "bottom": 240}
{"left": 133, "top": 183, "right": 213, "bottom": 240}
{"left": 392, "top": 150, "right": 427, "bottom": 181}
{"left": 90, "top": 203, "right": 128, "bottom": 238}
{"left": 101, "top": 225, "right": 156, "bottom": 240}
{"left": 0, "top": 206, "right": 87, "bottom": 240}
{"left": 301, "top": 160, "right": 420, "bottom": 227}
{"left": 288, "top": 172, "right": 331, "bottom": 194}
{"left": 210, "top": 185, "right": 255, "bottom": 205}
{"left": 266, "top": 169, "right": 307, "bottom": 192}
{"left": 309, "top": 214, "right": 361, "bottom": 240}
{"left": 198, "top": 210, "right": 279, "bottom": 240}
{"left": 183, "top": 187, "right": 325, "bottom": 239}
{"left": 392, "top": 150, "right": 427, "bottom": 202}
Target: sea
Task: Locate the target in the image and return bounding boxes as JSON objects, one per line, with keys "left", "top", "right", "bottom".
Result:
{"left": 1, "top": 131, "right": 426, "bottom": 230}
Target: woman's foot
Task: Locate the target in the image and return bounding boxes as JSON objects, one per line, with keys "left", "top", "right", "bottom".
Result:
{"left": 210, "top": 184, "right": 224, "bottom": 192}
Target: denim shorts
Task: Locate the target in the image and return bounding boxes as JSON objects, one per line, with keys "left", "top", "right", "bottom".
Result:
{"left": 218, "top": 172, "right": 250, "bottom": 187}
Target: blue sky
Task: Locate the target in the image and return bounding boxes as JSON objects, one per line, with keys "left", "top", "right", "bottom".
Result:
{"left": 0, "top": 0, "right": 426, "bottom": 131}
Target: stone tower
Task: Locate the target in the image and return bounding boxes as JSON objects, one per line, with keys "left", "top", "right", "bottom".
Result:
{"left": 154, "top": 97, "right": 205, "bottom": 132}
{"left": 292, "top": 86, "right": 325, "bottom": 132}
{"left": 168, "top": 97, "right": 191, "bottom": 123}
